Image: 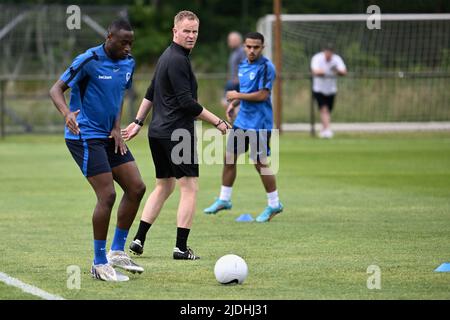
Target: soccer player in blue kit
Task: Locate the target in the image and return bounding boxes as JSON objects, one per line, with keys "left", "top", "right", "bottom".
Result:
{"left": 49, "top": 19, "right": 145, "bottom": 282}
{"left": 204, "top": 32, "right": 284, "bottom": 222}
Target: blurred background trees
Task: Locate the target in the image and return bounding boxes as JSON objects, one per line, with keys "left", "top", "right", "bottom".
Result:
{"left": 1, "top": 0, "right": 448, "bottom": 72}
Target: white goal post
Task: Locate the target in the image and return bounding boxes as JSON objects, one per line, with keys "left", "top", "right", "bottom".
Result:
{"left": 258, "top": 13, "right": 450, "bottom": 63}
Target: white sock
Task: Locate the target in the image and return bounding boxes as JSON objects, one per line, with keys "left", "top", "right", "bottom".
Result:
{"left": 219, "top": 186, "right": 232, "bottom": 201}
{"left": 267, "top": 190, "right": 280, "bottom": 208}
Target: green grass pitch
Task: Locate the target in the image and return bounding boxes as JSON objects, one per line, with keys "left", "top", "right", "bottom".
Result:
{"left": 0, "top": 132, "right": 449, "bottom": 300}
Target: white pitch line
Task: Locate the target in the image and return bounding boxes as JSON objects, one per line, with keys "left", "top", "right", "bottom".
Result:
{"left": 0, "top": 272, "right": 65, "bottom": 300}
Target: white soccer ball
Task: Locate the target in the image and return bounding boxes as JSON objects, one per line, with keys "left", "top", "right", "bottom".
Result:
{"left": 214, "top": 254, "right": 248, "bottom": 285}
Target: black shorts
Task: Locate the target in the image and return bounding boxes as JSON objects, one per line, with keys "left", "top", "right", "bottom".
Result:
{"left": 148, "top": 136, "right": 199, "bottom": 179}
{"left": 313, "top": 92, "right": 336, "bottom": 112}
{"left": 226, "top": 127, "right": 271, "bottom": 162}
{"left": 66, "top": 138, "right": 135, "bottom": 177}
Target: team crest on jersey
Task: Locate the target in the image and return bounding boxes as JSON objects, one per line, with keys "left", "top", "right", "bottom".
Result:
{"left": 249, "top": 72, "right": 256, "bottom": 80}
{"left": 126, "top": 72, "right": 131, "bottom": 82}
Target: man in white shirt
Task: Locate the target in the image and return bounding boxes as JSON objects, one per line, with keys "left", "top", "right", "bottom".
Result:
{"left": 310, "top": 43, "right": 347, "bottom": 138}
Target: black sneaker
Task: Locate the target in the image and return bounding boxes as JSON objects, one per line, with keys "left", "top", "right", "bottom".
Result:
{"left": 173, "top": 247, "right": 200, "bottom": 260}
{"left": 129, "top": 239, "right": 144, "bottom": 256}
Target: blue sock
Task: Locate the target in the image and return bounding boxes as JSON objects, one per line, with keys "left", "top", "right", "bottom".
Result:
{"left": 93, "top": 239, "right": 108, "bottom": 265}
{"left": 111, "top": 227, "right": 129, "bottom": 251}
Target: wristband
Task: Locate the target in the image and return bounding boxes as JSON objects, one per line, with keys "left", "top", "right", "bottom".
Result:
{"left": 215, "top": 119, "right": 230, "bottom": 129}
{"left": 134, "top": 118, "right": 144, "bottom": 126}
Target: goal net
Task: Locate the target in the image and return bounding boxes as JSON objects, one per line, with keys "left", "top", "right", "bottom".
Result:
{"left": 0, "top": 5, "right": 128, "bottom": 135}
{"left": 0, "top": 5, "right": 128, "bottom": 78}
{"left": 257, "top": 14, "right": 450, "bottom": 130}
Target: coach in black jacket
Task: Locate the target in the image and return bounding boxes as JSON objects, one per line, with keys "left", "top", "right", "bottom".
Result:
{"left": 122, "top": 10, "right": 229, "bottom": 260}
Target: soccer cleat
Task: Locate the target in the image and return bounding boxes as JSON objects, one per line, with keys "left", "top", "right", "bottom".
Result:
{"left": 255, "top": 203, "right": 284, "bottom": 223}
{"left": 129, "top": 239, "right": 144, "bottom": 256}
{"left": 173, "top": 247, "right": 200, "bottom": 260}
{"left": 204, "top": 198, "right": 232, "bottom": 214}
{"left": 90, "top": 263, "right": 129, "bottom": 282}
{"left": 107, "top": 250, "right": 144, "bottom": 274}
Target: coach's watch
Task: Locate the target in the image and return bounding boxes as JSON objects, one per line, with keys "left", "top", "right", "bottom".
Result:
{"left": 134, "top": 118, "right": 144, "bottom": 126}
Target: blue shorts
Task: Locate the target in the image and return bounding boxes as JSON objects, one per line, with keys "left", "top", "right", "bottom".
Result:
{"left": 226, "top": 127, "right": 271, "bottom": 161}
{"left": 66, "top": 138, "right": 135, "bottom": 177}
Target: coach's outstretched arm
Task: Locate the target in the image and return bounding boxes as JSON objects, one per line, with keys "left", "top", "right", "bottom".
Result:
{"left": 122, "top": 97, "right": 153, "bottom": 141}
{"left": 165, "top": 54, "right": 230, "bottom": 135}
{"left": 196, "top": 108, "right": 230, "bottom": 135}
{"left": 49, "top": 79, "right": 80, "bottom": 135}
{"left": 122, "top": 76, "right": 156, "bottom": 141}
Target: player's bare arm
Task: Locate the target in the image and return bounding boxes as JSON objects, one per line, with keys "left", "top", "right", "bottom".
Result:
{"left": 226, "top": 89, "right": 269, "bottom": 102}
{"left": 49, "top": 80, "right": 80, "bottom": 135}
{"left": 311, "top": 68, "right": 326, "bottom": 77}
{"left": 226, "top": 100, "right": 240, "bottom": 122}
{"left": 109, "top": 102, "right": 127, "bottom": 155}
{"left": 337, "top": 68, "right": 347, "bottom": 76}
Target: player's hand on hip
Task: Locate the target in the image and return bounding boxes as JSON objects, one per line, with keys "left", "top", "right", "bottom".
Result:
{"left": 65, "top": 110, "right": 80, "bottom": 135}
{"left": 109, "top": 128, "right": 128, "bottom": 155}
{"left": 121, "top": 122, "right": 141, "bottom": 141}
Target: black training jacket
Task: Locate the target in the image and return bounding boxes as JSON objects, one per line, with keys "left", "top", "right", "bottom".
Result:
{"left": 145, "top": 42, "right": 203, "bottom": 139}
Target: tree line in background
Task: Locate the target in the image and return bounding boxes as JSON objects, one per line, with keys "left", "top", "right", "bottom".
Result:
{"left": 1, "top": 0, "right": 449, "bottom": 72}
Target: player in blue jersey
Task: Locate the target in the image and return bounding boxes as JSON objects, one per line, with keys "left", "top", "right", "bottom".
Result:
{"left": 49, "top": 19, "right": 146, "bottom": 282}
{"left": 204, "top": 32, "right": 284, "bottom": 222}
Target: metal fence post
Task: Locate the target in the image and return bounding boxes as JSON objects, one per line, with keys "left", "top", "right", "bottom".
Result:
{"left": 310, "top": 75, "right": 315, "bottom": 137}
{"left": 0, "top": 80, "right": 5, "bottom": 139}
